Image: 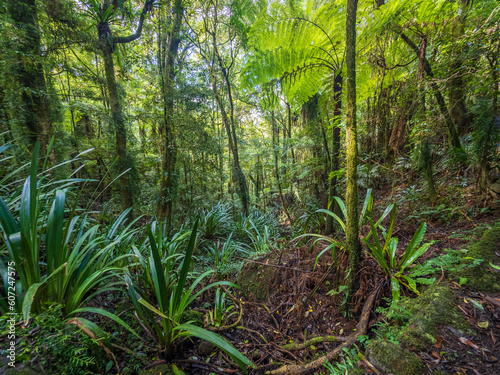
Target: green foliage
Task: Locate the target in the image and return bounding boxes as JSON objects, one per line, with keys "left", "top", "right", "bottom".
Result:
{"left": 363, "top": 205, "right": 433, "bottom": 307}
{"left": 199, "top": 203, "right": 232, "bottom": 239}
{"left": 322, "top": 345, "right": 361, "bottom": 375}
{"left": 1, "top": 303, "right": 106, "bottom": 375}
{"left": 296, "top": 189, "right": 393, "bottom": 270}
{"left": 206, "top": 234, "right": 248, "bottom": 275}
{"left": 208, "top": 287, "right": 238, "bottom": 327}
{"left": 125, "top": 219, "right": 255, "bottom": 372}
{"left": 0, "top": 143, "right": 138, "bottom": 332}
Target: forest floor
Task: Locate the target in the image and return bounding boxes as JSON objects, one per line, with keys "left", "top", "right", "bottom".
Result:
{"left": 136, "top": 215, "right": 498, "bottom": 374}
{"left": 2, "top": 185, "right": 499, "bottom": 375}
{"left": 163, "top": 191, "right": 500, "bottom": 375}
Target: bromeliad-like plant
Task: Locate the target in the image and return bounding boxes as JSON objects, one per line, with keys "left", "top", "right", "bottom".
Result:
{"left": 125, "top": 219, "right": 255, "bottom": 373}
{"left": 206, "top": 233, "right": 248, "bottom": 273}
{"left": 296, "top": 189, "right": 394, "bottom": 270}
{"left": 362, "top": 205, "right": 434, "bottom": 306}
{"left": 208, "top": 287, "right": 238, "bottom": 328}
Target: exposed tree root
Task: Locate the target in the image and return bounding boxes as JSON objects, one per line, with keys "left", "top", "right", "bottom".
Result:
{"left": 282, "top": 335, "right": 346, "bottom": 351}
{"left": 267, "top": 289, "right": 377, "bottom": 375}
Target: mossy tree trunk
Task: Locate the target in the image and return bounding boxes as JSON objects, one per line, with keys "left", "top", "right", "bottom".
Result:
{"left": 156, "top": 0, "right": 184, "bottom": 226}
{"left": 8, "top": 0, "right": 53, "bottom": 156}
{"left": 97, "top": 0, "right": 154, "bottom": 214}
{"left": 345, "top": 0, "right": 361, "bottom": 295}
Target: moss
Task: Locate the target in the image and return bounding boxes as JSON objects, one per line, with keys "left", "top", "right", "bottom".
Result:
{"left": 237, "top": 261, "right": 276, "bottom": 301}
{"left": 466, "top": 223, "right": 500, "bottom": 263}
{"left": 400, "top": 320, "right": 436, "bottom": 351}
{"left": 180, "top": 309, "right": 203, "bottom": 326}
{"left": 367, "top": 340, "right": 424, "bottom": 375}
{"left": 453, "top": 223, "right": 500, "bottom": 292}
{"left": 405, "top": 284, "right": 471, "bottom": 335}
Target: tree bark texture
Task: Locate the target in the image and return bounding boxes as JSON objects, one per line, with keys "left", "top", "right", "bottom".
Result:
{"left": 156, "top": 0, "right": 184, "bottom": 224}
{"left": 97, "top": 0, "right": 154, "bottom": 213}
{"left": 8, "top": 0, "right": 52, "bottom": 154}
{"left": 345, "top": 0, "right": 361, "bottom": 293}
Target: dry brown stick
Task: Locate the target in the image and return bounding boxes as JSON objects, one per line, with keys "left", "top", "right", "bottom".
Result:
{"left": 485, "top": 296, "right": 500, "bottom": 308}
{"left": 235, "top": 257, "right": 316, "bottom": 273}
{"left": 358, "top": 352, "right": 381, "bottom": 375}
{"left": 267, "top": 289, "right": 377, "bottom": 375}
{"left": 134, "top": 312, "right": 159, "bottom": 345}
{"left": 236, "top": 325, "right": 269, "bottom": 344}
{"left": 282, "top": 335, "right": 347, "bottom": 351}
{"left": 67, "top": 318, "right": 120, "bottom": 373}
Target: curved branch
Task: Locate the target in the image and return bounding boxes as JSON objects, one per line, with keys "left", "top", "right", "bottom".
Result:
{"left": 114, "top": 0, "right": 155, "bottom": 44}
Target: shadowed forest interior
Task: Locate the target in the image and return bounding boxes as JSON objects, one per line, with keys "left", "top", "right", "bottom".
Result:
{"left": 1, "top": 0, "right": 500, "bottom": 374}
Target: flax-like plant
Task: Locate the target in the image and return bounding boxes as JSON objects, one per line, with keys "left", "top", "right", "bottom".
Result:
{"left": 0, "top": 142, "right": 138, "bottom": 341}
{"left": 125, "top": 219, "right": 255, "bottom": 373}
{"left": 362, "top": 205, "right": 434, "bottom": 306}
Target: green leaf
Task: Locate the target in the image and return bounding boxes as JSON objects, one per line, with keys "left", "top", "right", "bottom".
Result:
{"left": 70, "top": 307, "right": 140, "bottom": 339}
{"left": 174, "top": 323, "right": 255, "bottom": 373}
{"left": 173, "top": 219, "right": 199, "bottom": 308}
{"left": 400, "top": 222, "right": 427, "bottom": 266}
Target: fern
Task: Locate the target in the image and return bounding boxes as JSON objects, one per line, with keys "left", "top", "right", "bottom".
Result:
{"left": 243, "top": 0, "right": 346, "bottom": 105}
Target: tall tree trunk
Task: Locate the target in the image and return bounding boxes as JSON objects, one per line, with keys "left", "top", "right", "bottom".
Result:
{"left": 8, "top": 0, "right": 52, "bottom": 156}
{"left": 272, "top": 110, "right": 291, "bottom": 222}
{"left": 449, "top": 2, "right": 470, "bottom": 135}
{"left": 204, "top": 12, "right": 249, "bottom": 215}
{"left": 398, "top": 31, "right": 461, "bottom": 149}
{"left": 346, "top": 0, "right": 361, "bottom": 297}
{"left": 99, "top": 35, "right": 134, "bottom": 212}
{"left": 326, "top": 73, "right": 343, "bottom": 235}
{"left": 97, "top": 0, "right": 154, "bottom": 214}
{"left": 156, "top": 0, "right": 183, "bottom": 226}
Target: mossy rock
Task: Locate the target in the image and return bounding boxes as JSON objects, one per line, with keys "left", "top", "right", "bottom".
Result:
{"left": 400, "top": 318, "right": 436, "bottom": 351}
{"left": 367, "top": 340, "right": 424, "bottom": 375}
{"left": 454, "top": 223, "right": 500, "bottom": 292}
{"left": 180, "top": 309, "right": 204, "bottom": 326}
{"left": 404, "top": 284, "right": 472, "bottom": 335}
{"left": 237, "top": 260, "right": 278, "bottom": 301}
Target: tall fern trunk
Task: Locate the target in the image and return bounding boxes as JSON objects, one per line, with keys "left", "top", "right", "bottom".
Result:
{"left": 346, "top": 0, "right": 361, "bottom": 298}
{"left": 99, "top": 33, "right": 134, "bottom": 213}
{"left": 8, "top": 0, "right": 53, "bottom": 157}
{"left": 157, "top": 0, "right": 183, "bottom": 226}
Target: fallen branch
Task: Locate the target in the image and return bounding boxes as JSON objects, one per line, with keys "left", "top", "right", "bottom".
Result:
{"left": 358, "top": 352, "right": 381, "bottom": 375}
{"left": 485, "top": 296, "right": 500, "bottom": 308}
{"left": 67, "top": 318, "right": 120, "bottom": 373}
{"left": 282, "top": 335, "right": 346, "bottom": 351}
{"left": 267, "top": 289, "right": 377, "bottom": 375}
